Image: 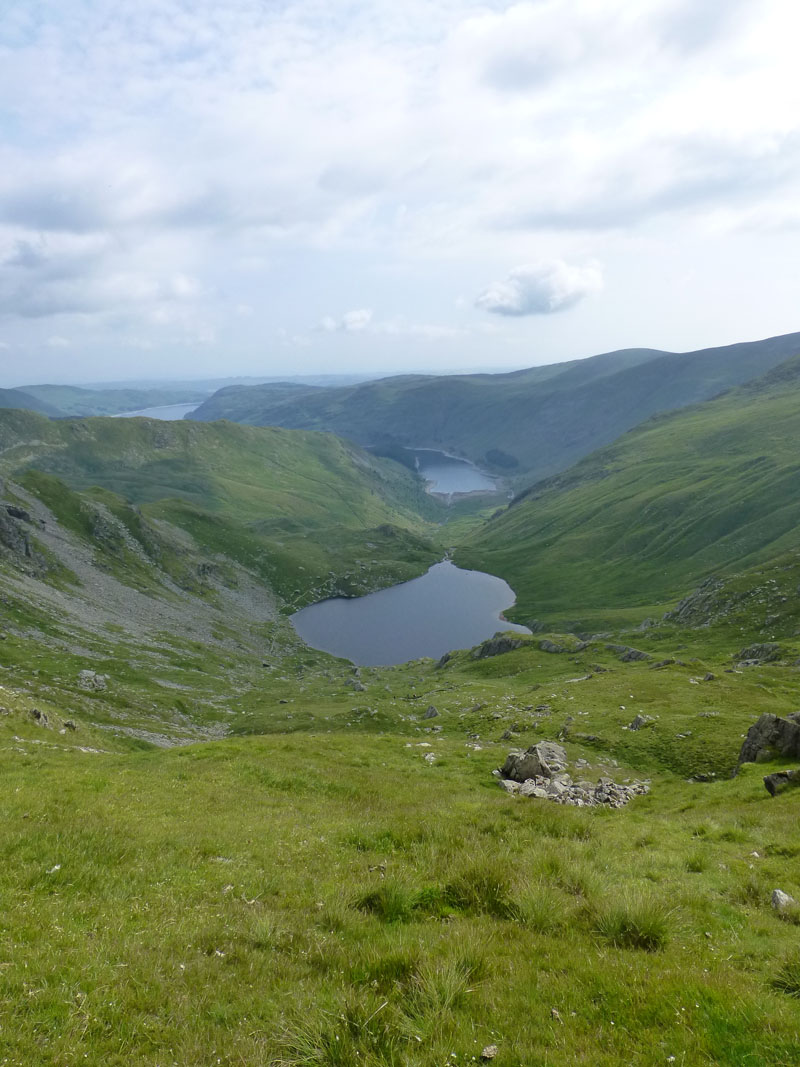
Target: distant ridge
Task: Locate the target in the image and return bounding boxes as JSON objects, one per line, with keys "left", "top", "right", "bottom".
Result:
{"left": 0, "top": 387, "right": 60, "bottom": 417}
{"left": 190, "top": 331, "right": 800, "bottom": 486}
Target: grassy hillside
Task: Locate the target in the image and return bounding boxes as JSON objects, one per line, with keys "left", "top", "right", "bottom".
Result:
{"left": 2, "top": 593, "right": 800, "bottom": 1065}
{"left": 0, "top": 409, "right": 441, "bottom": 609}
{"left": 15, "top": 383, "right": 209, "bottom": 416}
{"left": 457, "top": 355, "right": 800, "bottom": 628}
{"left": 191, "top": 332, "right": 800, "bottom": 485}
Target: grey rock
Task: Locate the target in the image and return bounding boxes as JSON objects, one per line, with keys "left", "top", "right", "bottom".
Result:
{"left": 470, "top": 634, "right": 528, "bottom": 660}
{"left": 78, "top": 670, "right": 108, "bottom": 691}
{"left": 739, "top": 713, "right": 800, "bottom": 764}
{"left": 620, "top": 647, "right": 651, "bottom": 662}
{"left": 764, "top": 769, "right": 800, "bottom": 796}
{"left": 5, "top": 505, "right": 32, "bottom": 522}
{"left": 539, "top": 639, "right": 566, "bottom": 654}
{"left": 30, "top": 708, "right": 48, "bottom": 727}
{"left": 346, "top": 678, "right": 367, "bottom": 692}
{"left": 736, "top": 642, "right": 782, "bottom": 663}
{"left": 772, "top": 889, "right": 797, "bottom": 913}
{"left": 628, "top": 713, "right": 656, "bottom": 731}
{"left": 422, "top": 705, "right": 439, "bottom": 719}
{"left": 501, "top": 740, "right": 568, "bottom": 782}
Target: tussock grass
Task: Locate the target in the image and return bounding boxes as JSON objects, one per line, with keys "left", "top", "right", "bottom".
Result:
{"left": 593, "top": 893, "right": 676, "bottom": 951}
{"left": 772, "top": 952, "right": 800, "bottom": 996}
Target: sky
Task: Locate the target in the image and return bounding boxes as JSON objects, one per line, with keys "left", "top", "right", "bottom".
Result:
{"left": 1, "top": 0, "right": 799, "bottom": 386}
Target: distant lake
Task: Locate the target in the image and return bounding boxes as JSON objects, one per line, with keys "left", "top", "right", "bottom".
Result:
{"left": 115, "top": 403, "right": 199, "bottom": 420}
{"left": 291, "top": 560, "right": 530, "bottom": 666}
{"left": 407, "top": 449, "right": 498, "bottom": 496}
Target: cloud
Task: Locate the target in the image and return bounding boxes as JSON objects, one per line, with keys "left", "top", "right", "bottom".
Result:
{"left": 475, "top": 261, "right": 603, "bottom": 317}
{"left": 46, "top": 335, "right": 71, "bottom": 348}
{"left": 0, "top": 0, "right": 798, "bottom": 378}
{"left": 321, "top": 309, "right": 373, "bottom": 332}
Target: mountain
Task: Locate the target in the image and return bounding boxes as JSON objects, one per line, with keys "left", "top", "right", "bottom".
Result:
{"left": 457, "top": 353, "right": 800, "bottom": 628}
{"left": 13, "top": 383, "right": 209, "bottom": 416}
{"left": 0, "top": 409, "right": 440, "bottom": 612}
{"left": 0, "top": 386, "right": 61, "bottom": 416}
{"left": 190, "top": 331, "right": 800, "bottom": 484}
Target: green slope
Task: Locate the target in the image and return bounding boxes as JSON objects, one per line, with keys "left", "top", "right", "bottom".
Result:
{"left": 0, "top": 409, "right": 440, "bottom": 608}
{"left": 190, "top": 332, "right": 800, "bottom": 484}
{"left": 456, "top": 355, "right": 800, "bottom": 628}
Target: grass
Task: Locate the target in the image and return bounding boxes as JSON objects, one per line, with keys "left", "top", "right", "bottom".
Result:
{"left": 593, "top": 892, "right": 676, "bottom": 950}
{"left": 1, "top": 725, "right": 800, "bottom": 1065}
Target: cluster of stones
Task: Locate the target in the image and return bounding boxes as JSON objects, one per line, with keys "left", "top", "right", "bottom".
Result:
{"left": 495, "top": 740, "right": 649, "bottom": 808}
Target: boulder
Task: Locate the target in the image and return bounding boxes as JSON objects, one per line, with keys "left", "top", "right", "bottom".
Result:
{"left": 764, "top": 769, "right": 800, "bottom": 796}
{"left": 78, "top": 670, "right": 108, "bottom": 691}
{"left": 422, "top": 705, "right": 439, "bottom": 720}
{"left": 500, "top": 740, "right": 568, "bottom": 782}
{"left": 738, "top": 713, "right": 800, "bottom": 764}
{"left": 628, "top": 713, "right": 656, "bottom": 731}
{"left": 772, "top": 889, "right": 798, "bottom": 914}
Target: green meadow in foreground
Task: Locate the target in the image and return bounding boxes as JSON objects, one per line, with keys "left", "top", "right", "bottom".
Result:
{"left": 2, "top": 617, "right": 800, "bottom": 1066}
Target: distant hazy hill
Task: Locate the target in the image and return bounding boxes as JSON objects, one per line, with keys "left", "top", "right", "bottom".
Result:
{"left": 14, "top": 384, "right": 209, "bottom": 417}
{"left": 0, "top": 387, "right": 61, "bottom": 416}
{"left": 457, "top": 353, "right": 800, "bottom": 627}
{"left": 191, "top": 332, "right": 800, "bottom": 485}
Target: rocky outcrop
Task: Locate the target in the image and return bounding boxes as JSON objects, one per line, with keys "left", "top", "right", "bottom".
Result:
{"left": 501, "top": 741, "right": 568, "bottom": 781}
{"left": 738, "top": 712, "right": 800, "bottom": 763}
{"left": 78, "top": 670, "right": 109, "bottom": 691}
{"left": 422, "top": 705, "right": 439, "bottom": 719}
{"left": 764, "top": 769, "right": 800, "bottom": 796}
{"left": 628, "top": 713, "right": 656, "bottom": 731}
{"left": 606, "top": 643, "right": 650, "bottom": 662}
{"left": 539, "top": 639, "right": 566, "bottom": 654}
{"left": 497, "top": 740, "right": 649, "bottom": 808}
{"left": 736, "top": 642, "right": 782, "bottom": 664}
{"left": 470, "top": 634, "right": 528, "bottom": 660}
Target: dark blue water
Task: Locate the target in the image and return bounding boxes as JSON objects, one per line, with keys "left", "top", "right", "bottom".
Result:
{"left": 291, "top": 560, "right": 530, "bottom": 665}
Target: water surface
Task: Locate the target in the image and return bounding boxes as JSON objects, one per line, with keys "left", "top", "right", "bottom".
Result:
{"left": 409, "top": 449, "right": 497, "bottom": 496}
{"left": 291, "top": 560, "right": 530, "bottom": 665}
{"left": 115, "top": 402, "right": 200, "bottom": 420}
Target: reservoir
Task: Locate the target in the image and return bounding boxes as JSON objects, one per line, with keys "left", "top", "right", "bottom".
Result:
{"left": 115, "top": 402, "right": 200, "bottom": 420}
{"left": 291, "top": 560, "right": 530, "bottom": 666}
{"left": 408, "top": 449, "right": 498, "bottom": 496}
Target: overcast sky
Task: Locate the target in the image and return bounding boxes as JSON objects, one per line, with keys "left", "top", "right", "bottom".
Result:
{"left": 1, "top": 0, "right": 799, "bottom": 386}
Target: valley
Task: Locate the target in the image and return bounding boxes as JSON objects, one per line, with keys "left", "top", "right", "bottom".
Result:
{"left": 2, "top": 344, "right": 800, "bottom": 1065}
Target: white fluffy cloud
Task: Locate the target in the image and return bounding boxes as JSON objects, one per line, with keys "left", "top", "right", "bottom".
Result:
{"left": 475, "top": 261, "right": 603, "bottom": 316}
